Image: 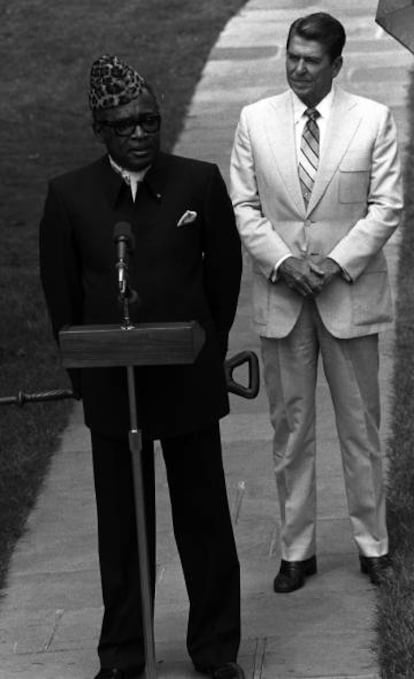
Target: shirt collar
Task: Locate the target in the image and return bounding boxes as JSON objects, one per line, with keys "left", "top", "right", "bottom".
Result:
{"left": 108, "top": 155, "right": 150, "bottom": 184}
{"left": 102, "top": 153, "right": 165, "bottom": 206}
{"left": 292, "top": 85, "right": 335, "bottom": 124}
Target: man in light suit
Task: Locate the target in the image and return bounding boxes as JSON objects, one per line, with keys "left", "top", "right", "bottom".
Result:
{"left": 230, "top": 12, "right": 403, "bottom": 592}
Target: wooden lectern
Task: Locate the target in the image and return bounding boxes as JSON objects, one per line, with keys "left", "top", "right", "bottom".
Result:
{"left": 59, "top": 319, "right": 205, "bottom": 679}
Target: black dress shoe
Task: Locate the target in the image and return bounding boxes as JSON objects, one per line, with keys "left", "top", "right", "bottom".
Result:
{"left": 273, "top": 555, "right": 317, "bottom": 593}
{"left": 359, "top": 554, "right": 392, "bottom": 585}
{"left": 94, "top": 667, "right": 143, "bottom": 679}
{"left": 195, "top": 661, "right": 245, "bottom": 678}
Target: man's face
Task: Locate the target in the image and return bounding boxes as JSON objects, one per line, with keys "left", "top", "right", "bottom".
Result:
{"left": 286, "top": 34, "right": 342, "bottom": 107}
{"left": 94, "top": 90, "right": 161, "bottom": 171}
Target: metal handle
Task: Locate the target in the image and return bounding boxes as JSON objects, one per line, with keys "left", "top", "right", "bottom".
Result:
{"left": 0, "top": 351, "right": 261, "bottom": 406}
{"left": 0, "top": 389, "right": 74, "bottom": 407}
{"left": 224, "top": 350, "right": 260, "bottom": 399}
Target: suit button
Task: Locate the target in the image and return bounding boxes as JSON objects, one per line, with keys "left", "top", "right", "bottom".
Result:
{"left": 304, "top": 219, "right": 311, "bottom": 228}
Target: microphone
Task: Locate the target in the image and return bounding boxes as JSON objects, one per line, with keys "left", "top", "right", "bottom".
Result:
{"left": 113, "top": 221, "right": 134, "bottom": 298}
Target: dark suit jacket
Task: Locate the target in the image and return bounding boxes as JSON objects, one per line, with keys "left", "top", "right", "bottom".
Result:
{"left": 39, "top": 152, "right": 242, "bottom": 439}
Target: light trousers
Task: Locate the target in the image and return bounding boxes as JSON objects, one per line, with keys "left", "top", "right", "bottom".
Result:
{"left": 261, "top": 299, "right": 388, "bottom": 561}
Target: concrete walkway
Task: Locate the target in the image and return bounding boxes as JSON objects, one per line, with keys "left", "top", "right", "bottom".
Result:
{"left": 0, "top": 1, "right": 412, "bottom": 678}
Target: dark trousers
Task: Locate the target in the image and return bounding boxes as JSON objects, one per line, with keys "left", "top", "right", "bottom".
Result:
{"left": 90, "top": 423, "right": 241, "bottom": 671}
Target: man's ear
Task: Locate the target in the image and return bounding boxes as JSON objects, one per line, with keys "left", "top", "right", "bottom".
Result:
{"left": 92, "top": 119, "right": 105, "bottom": 143}
{"left": 332, "top": 55, "right": 343, "bottom": 79}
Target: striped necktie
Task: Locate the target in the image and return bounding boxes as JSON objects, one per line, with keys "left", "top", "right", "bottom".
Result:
{"left": 298, "top": 107, "right": 320, "bottom": 206}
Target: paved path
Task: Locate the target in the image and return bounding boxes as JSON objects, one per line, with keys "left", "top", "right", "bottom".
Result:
{"left": 0, "top": 1, "right": 412, "bottom": 678}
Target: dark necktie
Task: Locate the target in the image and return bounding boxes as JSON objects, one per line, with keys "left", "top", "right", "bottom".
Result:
{"left": 298, "top": 107, "right": 320, "bottom": 206}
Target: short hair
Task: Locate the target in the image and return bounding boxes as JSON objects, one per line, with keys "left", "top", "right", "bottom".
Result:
{"left": 286, "top": 12, "right": 346, "bottom": 62}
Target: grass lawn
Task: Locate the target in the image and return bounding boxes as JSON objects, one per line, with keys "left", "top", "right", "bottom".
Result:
{"left": 375, "top": 70, "right": 414, "bottom": 677}
{"left": 0, "top": 0, "right": 247, "bottom": 595}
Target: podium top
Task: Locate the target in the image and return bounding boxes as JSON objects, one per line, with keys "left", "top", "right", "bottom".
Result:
{"left": 59, "top": 321, "right": 205, "bottom": 368}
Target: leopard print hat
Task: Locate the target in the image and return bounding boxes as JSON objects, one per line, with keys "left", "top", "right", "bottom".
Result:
{"left": 89, "top": 55, "right": 147, "bottom": 111}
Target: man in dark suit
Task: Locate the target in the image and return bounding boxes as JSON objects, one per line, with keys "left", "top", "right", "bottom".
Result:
{"left": 39, "top": 55, "right": 244, "bottom": 679}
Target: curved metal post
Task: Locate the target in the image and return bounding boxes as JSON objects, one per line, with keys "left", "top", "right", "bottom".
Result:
{"left": 126, "top": 364, "right": 157, "bottom": 679}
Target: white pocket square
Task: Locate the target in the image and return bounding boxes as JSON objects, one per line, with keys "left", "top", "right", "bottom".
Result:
{"left": 177, "top": 210, "right": 197, "bottom": 227}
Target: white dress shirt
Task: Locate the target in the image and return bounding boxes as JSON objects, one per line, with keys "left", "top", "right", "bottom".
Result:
{"left": 109, "top": 156, "right": 149, "bottom": 202}
{"left": 271, "top": 86, "right": 347, "bottom": 281}
{"left": 292, "top": 86, "right": 334, "bottom": 162}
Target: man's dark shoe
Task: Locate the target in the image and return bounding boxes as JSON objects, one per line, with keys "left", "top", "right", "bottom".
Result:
{"left": 359, "top": 554, "right": 392, "bottom": 585}
{"left": 195, "top": 662, "right": 245, "bottom": 678}
{"left": 94, "top": 667, "right": 143, "bottom": 679}
{"left": 273, "top": 555, "right": 317, "bottom": 593}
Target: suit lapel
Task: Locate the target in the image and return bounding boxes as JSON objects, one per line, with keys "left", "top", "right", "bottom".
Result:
{"left": 93, "top": 155, "right": 124, "bottom": 207}
{"left": 264, "top": 92, "right": 306, "bottom": 212}
{"left": 307, "top": 87, "right": 363, "bottom": 214}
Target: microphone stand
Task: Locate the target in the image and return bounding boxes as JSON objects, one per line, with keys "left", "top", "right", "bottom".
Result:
{"left": 121, "top": 289, "right": 133, "bottom": 330}
{"left": 119, "top": 279, "right": 157, "bottom": 678}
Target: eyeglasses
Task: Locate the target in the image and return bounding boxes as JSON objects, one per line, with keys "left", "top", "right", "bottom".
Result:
{"left": 98, "top": 113, "right": 161, "bottom": 137}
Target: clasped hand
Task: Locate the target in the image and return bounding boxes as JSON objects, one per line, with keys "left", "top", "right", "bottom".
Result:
{"left": 278, "top": 256, "right": 340, "bottom": 297}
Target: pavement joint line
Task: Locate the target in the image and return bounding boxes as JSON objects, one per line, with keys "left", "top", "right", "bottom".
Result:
{"left": 232, "top": 480, "right": 246, "bottom": 524}
{"left": 252, "top": 637, "right": 266, "bottom": 679}
{"left": 267, "top": 524, "right": 278, "bottom": 558}
{"left": 42, "top": 609, "right": 65, "bottom": 652}
{"left": 156, "top": 567, "right": 166, "bottom": 586}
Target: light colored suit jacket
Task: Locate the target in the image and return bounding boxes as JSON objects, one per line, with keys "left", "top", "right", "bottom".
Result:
{"left": 230, "top": 86, "right": 403, "bottom": 338}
